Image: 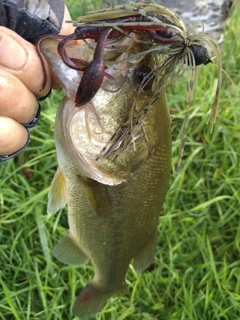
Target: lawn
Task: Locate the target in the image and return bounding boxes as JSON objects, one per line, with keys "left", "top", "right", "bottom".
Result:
{"left": 0, "top": 1, "right": 240, "bottom": 319}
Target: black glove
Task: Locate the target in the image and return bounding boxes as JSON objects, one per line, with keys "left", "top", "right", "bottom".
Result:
{"left": 0, "top": 0, "right": 65, "bottom": 41}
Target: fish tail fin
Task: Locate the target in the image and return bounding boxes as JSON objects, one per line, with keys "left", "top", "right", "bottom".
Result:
{"left": 73, "top": 281, "right": 127, "bottom": 318}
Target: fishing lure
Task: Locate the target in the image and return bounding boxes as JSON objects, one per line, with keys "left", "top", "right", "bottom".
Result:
{"left": 37, "top": 0, "right": 222, "bottom": 170}
{"left": 75, "top": 1, "right": 222, "bottom": 169}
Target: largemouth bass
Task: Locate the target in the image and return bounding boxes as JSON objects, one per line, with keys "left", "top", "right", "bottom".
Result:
{"left": 39, "top": 1, "right": 222, "bottom": 318}
{"left": 41, "top": 35, "right": 171, "bottom": 318}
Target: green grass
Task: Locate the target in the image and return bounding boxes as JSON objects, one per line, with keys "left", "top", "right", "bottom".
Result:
{"left": 1, "top": 1, "right": 240, "bottom": 319}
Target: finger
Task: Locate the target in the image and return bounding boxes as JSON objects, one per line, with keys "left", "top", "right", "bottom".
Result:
{"left": 0, "top": 68, "right": 38, "bottom": 123}
{"left": 0, "top": 117, "right": 28, "bottom": 156}
{"left": 0, "top": 26, "right": 51, "bottom": 98}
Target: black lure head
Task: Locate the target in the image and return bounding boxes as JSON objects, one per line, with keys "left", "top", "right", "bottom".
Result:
{"left": 189, "top": 43, "right": 212, "bottom": 66}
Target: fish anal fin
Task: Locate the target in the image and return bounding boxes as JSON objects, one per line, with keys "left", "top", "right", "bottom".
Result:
{"left": 133, "top": 230, "right": 158, "bottom": 273}
{"left": 78, "top": 175, "right": 111, "bottom": 217}
{"left": 73, "top": 281, "right": 127, "bottom": 318}
{"left": 47, "top": 167, "right": 67, "bottom": 215}
{"left": 54, "top": 233, "right": 89, "bottom": 266}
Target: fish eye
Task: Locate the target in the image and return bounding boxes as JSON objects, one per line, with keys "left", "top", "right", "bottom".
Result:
{"left": 189, "top": 44, "right": 212, "bottom": 66}
{"left": 133, "top": 65, "right": 153, "bottom": 91}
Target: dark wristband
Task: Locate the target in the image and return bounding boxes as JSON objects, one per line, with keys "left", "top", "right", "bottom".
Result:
{"left": 0, "top": 128, "right": 30, "bottom": 162}
{"left": 21, "top": 102, "right": 41, "bottom": 128}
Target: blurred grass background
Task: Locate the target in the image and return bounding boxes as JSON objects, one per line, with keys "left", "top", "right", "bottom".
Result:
{"left": 0, "top": 0, "right": 240, "bottom": 319}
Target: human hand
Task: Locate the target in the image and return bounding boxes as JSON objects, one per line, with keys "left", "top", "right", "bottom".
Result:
{"left": 0, "top": 6, "right": 74, "bottom": 160}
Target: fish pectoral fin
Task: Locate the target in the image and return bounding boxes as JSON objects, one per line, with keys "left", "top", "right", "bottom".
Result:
{"left": 47, "top": 167, "right": 67, "bottom": 215}
{"left": 78, "top": 176, "right": 111, "bottom": 217}
{"left": 54, "top": 233, "right": 89, "bottom": 266}
{"left": 133, "top": 230, "right": 158, "bottom": 273}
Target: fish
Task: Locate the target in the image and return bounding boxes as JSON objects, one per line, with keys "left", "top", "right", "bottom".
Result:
{"left": 39, "top": 1, "right": 222, "bottom": 318}
{"left": 40, "top": 35, "right": 171, "bottom": 318}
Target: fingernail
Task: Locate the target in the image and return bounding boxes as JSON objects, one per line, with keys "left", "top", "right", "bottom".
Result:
{"left": 0, "top": 29, "right": 27, "bottom": 70}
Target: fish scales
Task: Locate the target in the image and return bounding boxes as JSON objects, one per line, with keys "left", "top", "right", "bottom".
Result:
{"left": 53, "top": 99, "right": 170, "bottom": 317}
{"left": 54, "top": 95, "right": 171, "bottom": 312}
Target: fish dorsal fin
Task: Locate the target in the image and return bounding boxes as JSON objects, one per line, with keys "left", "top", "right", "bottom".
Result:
{"left": 47, "top": 167, "right": 67, "bottom": 215}
{"left": 78, "top": 176, "right": 112, "bottom": 217}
